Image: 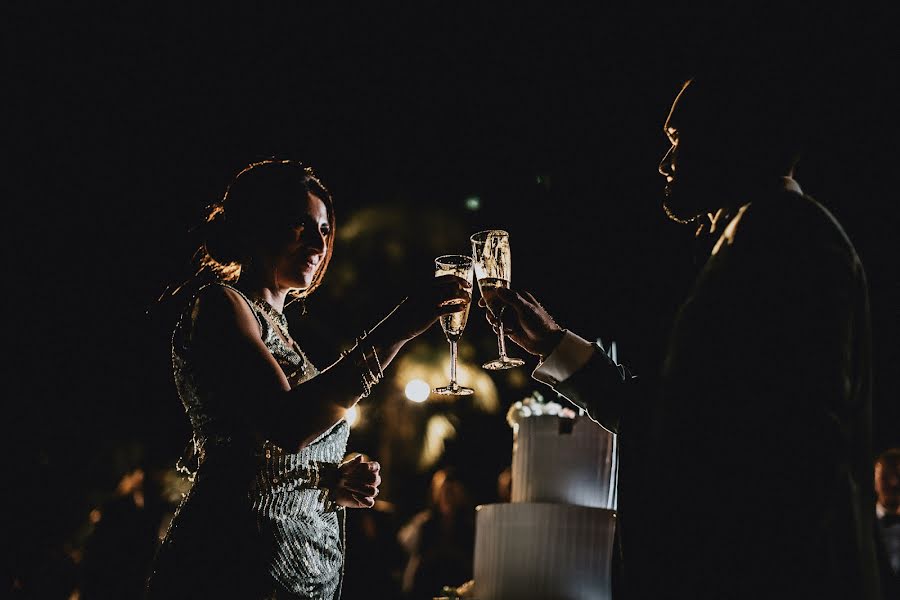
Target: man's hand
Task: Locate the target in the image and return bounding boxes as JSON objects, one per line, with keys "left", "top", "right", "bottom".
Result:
{"left": 482, "top": 288, "right": 565, "bottom": 358}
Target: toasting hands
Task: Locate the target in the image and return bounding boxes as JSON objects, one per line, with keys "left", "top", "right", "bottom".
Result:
{"left": 385, "top": 274, "right": 472, "bottom": 343}
{"left": 481, "top": 288, "right": 565, "bottom": 358}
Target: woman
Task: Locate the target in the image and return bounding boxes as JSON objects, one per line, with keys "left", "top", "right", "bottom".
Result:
{"left": 146, "top": 159, "right": 469, "bottom": 599}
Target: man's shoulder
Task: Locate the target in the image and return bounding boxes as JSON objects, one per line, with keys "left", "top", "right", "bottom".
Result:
{"left": 735, "top": 191, "right": 859, "bottom": 259}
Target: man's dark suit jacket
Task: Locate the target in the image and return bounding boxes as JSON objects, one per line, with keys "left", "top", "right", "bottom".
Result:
{"left": 552, "top": 188, "right": 881, "bottom": 599}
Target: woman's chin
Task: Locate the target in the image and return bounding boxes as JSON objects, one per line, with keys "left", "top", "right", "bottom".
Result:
{"left": 283, "top": 276, "right": 313, "bottom": 292}
{"left": 294, "top": 269, "right": 317, "bottom": 288}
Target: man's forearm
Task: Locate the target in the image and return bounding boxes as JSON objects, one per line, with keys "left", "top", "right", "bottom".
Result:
{"left": 532, "top": 331, "right": 637, "bottom": 433}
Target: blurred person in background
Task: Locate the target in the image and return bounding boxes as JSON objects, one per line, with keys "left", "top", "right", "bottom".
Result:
{"left": 398, "top": 466, "right": 476, "bottom": 599}
{"left": 875, "top": 447, "right": 900, "bottom": 597}
{"left": 496, "top": 465, "right": 512, "bottom": 503}
{"left": 79, "top": 464, "right": 168, "bottom": 599}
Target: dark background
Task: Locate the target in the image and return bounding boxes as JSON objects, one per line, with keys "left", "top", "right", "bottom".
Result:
{"left": 7, "top": 4, "right": 898, "bottom": 596}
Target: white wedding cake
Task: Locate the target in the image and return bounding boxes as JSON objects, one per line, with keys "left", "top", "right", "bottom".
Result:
{"left": 472, "top": 397, "right": 618, "bottom": 600}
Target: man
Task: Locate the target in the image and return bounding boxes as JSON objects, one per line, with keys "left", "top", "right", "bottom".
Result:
{"left": 488, "top": 68, "right": 881, "bottom": 598}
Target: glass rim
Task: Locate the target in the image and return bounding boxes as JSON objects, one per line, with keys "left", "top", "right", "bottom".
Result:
{"left": 434, "top": 254, "right": 474, "bottom": 266}
{"left": 470, "top": 229, "right": 509, "bottom": 243}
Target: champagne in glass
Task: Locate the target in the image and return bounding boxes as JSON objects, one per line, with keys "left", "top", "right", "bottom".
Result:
{"left": 434, "top": 255, "right": 475, "bottom": 396}
{"left": 477, "top": 277, "right": 510, "bottom": 318}
{"left": 470, "top": 230, "right": 525, "bottom": 370}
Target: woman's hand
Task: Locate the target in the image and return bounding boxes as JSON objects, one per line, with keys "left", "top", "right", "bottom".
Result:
{"left": 384, "top": 274, "right": 472, "bottom": 342}
{"left": 331, "top": 455, "right": 381, "bottom": 509}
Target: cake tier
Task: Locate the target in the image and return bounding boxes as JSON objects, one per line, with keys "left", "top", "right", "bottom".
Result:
{"left": 512, "top": 414, "right": 617, "bottom": 508}
{"left": 474, "top": 502, "right": 616, "bottom": 600}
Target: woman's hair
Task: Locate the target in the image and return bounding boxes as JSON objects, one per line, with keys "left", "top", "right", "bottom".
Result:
{"left": 198, "top": 158, "right": 336, "bottom": 299}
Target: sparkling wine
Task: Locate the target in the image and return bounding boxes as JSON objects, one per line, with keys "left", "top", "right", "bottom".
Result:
{"left": 471, "top": 229, "right": 524, "bottom": 370}
{"left": 434, "top": 254, "right": 475, "bottom": 395}
{"left": 478, "top": 277, "right": 510, "bottom": 317}
{"left": 440, "top": 301, "right": 471, "bottom": 341}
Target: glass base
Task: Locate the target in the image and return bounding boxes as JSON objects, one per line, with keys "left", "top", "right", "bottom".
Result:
{"left": 482, "top": 356, "right": 526, "bottom": 370}
{"left": 433, "top": 383, "right": 475, "bottom": 395}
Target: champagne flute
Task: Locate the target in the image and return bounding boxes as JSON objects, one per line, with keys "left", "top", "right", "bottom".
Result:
{"left": 433, "top": 255, "right": 475, "bottom": 396}
{"left": 470, "top": 230, "right": 526, "bottom": 370}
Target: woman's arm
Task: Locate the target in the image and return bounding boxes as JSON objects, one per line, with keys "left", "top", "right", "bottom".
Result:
{"left": 188, "top": 277, "right": 470, "bottom": 449}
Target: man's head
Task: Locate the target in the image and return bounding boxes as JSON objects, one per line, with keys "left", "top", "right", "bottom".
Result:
{"left": 659, "top": 63, "right": 815, "bottom": 223}
{"left": 875, "top": 448, "right": 900, "bottom": 514}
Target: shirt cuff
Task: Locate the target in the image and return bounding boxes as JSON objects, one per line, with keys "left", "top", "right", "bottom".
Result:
{"left": 532, "top": 330, "right": 596, "bottom": 386}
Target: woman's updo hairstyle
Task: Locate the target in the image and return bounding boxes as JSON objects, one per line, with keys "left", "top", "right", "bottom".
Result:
{"left": 200, "top": 159, "right": 335, "bottom": 298}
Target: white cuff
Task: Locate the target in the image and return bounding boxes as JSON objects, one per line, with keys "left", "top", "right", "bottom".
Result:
{"left": 532, "top": 330, "right": 596, "bottom": 386}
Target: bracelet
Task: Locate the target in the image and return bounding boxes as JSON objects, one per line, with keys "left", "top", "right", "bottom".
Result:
{"left": 319, "top": 487, "right": 339, "bottom": 513}
{"left": 339, "top": 339, "right": 359, "bottom": 361}
{"left": 341, "top": 330, "right": 385, "bottom": 398}
{"left": 357, "top": 329, "right": 381, "bottom": 376}
{"left": 360, "top": 372, "right": 373, "bottom": 398}
{"left": 357, "top": 346, "right": 382, "bottom": 396}
{"left": 309, "top": 462, "right": 321, "bottom": 488}
{"left": 369, "top": 345, "right": 383, "bottom": 379}
{"left": 312, "top": 463, "right": 341, "bottom": 512}
{"left": 359, "top": 350, "right": 378, "bottom": 385}
{"left": 360, "top": 345, "right": 382, "bottom": 381}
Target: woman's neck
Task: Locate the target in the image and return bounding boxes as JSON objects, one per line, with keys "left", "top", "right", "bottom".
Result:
{"left": 236, "top": 267, "right": 289, "bottom": 313}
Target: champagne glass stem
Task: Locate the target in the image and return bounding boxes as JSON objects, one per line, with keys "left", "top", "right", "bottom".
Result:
{"left": 449, "top": 340, "right": 459, "bottom": 387}
{"left": 496, "top": 315, "right": 509, "bottom": 359}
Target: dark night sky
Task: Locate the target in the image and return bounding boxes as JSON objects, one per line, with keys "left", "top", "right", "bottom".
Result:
{"left": 8, "top": 4, "right": 898, "bottom": 560}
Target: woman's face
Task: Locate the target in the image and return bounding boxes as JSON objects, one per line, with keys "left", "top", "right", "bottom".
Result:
{"left": 272, "top": 192, "right": 331, "bottom": 290}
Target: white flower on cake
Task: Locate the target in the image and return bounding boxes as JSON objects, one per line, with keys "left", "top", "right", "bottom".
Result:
{"left": 506, "top": 390, "right": 577, "bottom": 430}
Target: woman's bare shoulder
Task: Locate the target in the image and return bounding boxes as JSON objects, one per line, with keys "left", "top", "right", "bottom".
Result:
{"left": 189, "top": 283, "right": 261, "bottom": 342}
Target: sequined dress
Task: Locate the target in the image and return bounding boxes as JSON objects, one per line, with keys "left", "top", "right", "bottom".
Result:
{"left": 147, "top": 284, "right": 349, "bottom": 600}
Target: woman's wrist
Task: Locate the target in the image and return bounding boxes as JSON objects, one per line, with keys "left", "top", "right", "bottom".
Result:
{"left": 334, "top": 328, "right": 390, "bottom": 403}
{"left": 312, "top": 461, "right": 340, "bottom": 491}
{"left": 316, "top": 462, "right": 343, "bottom": 512}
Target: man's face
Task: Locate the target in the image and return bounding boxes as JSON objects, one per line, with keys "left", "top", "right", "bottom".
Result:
{"left": 658, "top": 81, "right": 688, "bottom": 202}
{"left": 658, "top": 79, "right": 724, "bottom": 223}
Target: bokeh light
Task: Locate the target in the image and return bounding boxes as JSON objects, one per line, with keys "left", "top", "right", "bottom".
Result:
{"left": 345, "top": 405, "right": 360, "bottom": 427}
{"left": 404, "top": 379, "right": 430, "bottom": 403}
